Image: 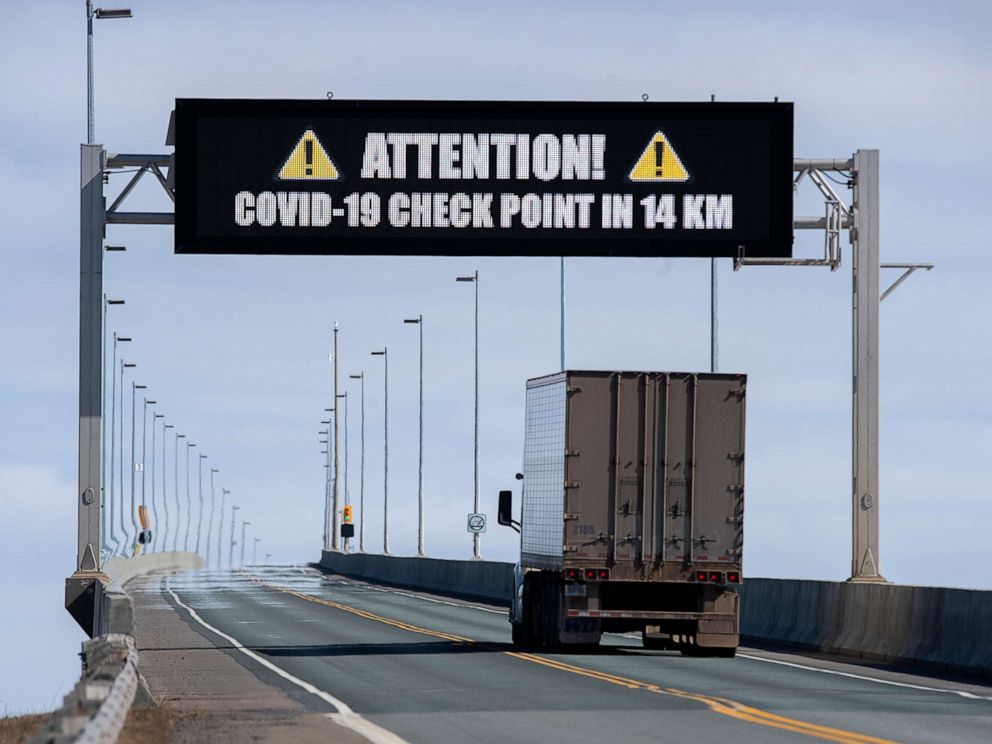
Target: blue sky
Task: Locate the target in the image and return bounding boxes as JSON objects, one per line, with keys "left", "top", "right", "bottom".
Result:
{"left": 1, "top": 0, "right": 990, "bottom": 715}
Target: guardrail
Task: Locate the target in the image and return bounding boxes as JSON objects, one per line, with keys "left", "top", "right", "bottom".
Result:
{"left": 33, "top": 552, "right": 204, "bottom": 744}
{"left": 28, "top": 635, "right": 139, "bottom": 744}
{"left": 316, "top": 550, "right": 992, "bottom": 678}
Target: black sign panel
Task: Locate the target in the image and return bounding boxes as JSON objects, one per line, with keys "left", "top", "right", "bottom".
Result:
{"left": 174, "top": 99, "right": 793, "bottom": 257}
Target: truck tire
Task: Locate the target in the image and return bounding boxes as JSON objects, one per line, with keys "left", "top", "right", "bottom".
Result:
{"left": 539, "top": 577, "right": 562, "bottom": 650}
{"left": 511, "top": 622, "right": 525, "bottom": 646}
{"left": 680, "top": 643, "right": 736, "bottom": 658}
{"left": 519, "top": 576, "right": 541, "bottom": 648}
{"left": 642, "top": 632, "right": 672, "bottom": 651}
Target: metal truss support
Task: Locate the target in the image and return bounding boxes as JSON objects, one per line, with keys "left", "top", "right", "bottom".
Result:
{"left": 735, "top": 150, "right": 934, "bottom": 583}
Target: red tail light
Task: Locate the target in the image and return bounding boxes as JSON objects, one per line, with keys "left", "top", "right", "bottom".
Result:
{"left": 564, "top": 568, "right": 580, "bottom": 581}
{"left": 709, "top": 572, "right": 722, "bottom": 583}
{"left": 696, "top": 571, "right": 708, "bottom": 582}
{"left": 727, "top": 571, "right": 740, "bottom": 583}
{"left": 584, "top": 568, "right": 597, "bottom": 581}
{"left": 597, "top": 568, "right": 610, "bottom": 580}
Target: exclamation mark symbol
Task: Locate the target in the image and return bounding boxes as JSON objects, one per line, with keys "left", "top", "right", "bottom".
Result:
{"left": 305, "top": 138, "right": 314, "bottom": 177}
{"left": 655, "top": 140, "right": 665, "bottom": 178}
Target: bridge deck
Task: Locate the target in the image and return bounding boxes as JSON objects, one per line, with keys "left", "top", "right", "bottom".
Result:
{"left": 129, "top": 567, "right": 992, "bottom": 744}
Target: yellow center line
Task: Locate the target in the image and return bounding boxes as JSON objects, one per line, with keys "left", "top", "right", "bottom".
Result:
{"left": 245, "top": 575, "right": 897, "bottom": 744}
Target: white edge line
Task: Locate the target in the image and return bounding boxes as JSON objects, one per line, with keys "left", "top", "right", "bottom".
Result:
{"left": 164, "top": 577, "right": 410, "bottom": 744}
{"left": 738, "top": 653, "right": 992, "bottom": 702}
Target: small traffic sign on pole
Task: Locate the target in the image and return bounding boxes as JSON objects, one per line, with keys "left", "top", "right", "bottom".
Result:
{"left": 467, "top": 513, "right": 486, "bottom": 534}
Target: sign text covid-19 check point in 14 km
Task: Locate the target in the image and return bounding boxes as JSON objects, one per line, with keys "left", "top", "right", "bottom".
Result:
{"left": 174, "top": 99, "right": 793, "bottom": 257}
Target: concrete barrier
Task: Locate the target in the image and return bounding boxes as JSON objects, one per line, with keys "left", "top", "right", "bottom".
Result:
{"left": 100, "top": 552, "right": 204, "bottom": 636}
{"left": 316, "top": 551, "right": 513, "bottom": 604}
{"left": 317, "top": 553, "right": 991, "bottom": 678}
{"left": 740, "top": 579, "right": 992, "bottom": 678}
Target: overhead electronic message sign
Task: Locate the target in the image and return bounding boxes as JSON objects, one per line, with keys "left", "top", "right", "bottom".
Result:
{"left": 174, "top": 99, "right": 793, "bottom": 257}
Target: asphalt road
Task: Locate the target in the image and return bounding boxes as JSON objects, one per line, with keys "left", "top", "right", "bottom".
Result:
{"left": 144, "top": 566, "right": 992, "bottom": 744}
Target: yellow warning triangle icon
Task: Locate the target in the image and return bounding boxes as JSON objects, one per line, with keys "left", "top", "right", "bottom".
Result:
{"left": 278, "top": 129, "right": 340, "bottom": 180}
{"left": 628, "top": 131, "right": 689, "bottom": 182}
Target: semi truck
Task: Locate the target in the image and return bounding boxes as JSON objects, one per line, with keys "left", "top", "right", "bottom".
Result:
{"left": 497, "top": 371, "right": 745, "bottom": 656}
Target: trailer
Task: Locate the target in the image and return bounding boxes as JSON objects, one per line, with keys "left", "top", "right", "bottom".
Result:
{"left": 498, "top": 371, "right": 746, "bottom": 655}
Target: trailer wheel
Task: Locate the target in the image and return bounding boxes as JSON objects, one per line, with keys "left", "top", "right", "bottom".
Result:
{"left": 680, "top": 643, "right": 737, "bottom": 658}
{"left": 519, "top": 575, "right": 541, "bottom": 648}
{"left": 642, "top": 632, "right": 672, "bottom": 651}
{"left": 511, "top": 622, "right": 525, "bottom": 646}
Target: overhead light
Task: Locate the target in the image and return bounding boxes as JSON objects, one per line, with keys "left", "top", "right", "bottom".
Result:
{"left": 94, "top": 8, "right": 133, "bottom": 19}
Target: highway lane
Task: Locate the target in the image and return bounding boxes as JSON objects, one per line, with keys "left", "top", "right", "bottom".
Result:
{"left": 148, "top": 566, "right": 992, "bottom": 744}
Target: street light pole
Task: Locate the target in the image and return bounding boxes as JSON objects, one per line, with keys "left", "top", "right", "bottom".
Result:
{"left": 337, "top": 393, "right": 349, "bottom": 552}
{"left": 710, "top": 258, "right": 719, "bottom": 373}
{"left": 560, "top": 257, "right": 566, "bottom": 371}
{"left": 404, "top": 316, "right": 425, "bottom": 556}
{"left": 208, "top": 467, "right": 219, "bottom": 567}
{"left": 371, "top": 348, "right": 388, "bottom": 554}
{"left": 118, "top": 363, "right": 135, "bottom": 553}
{"left": 151, "top": 412, "right": 163, "bottom": 550}
{"left": 162, "top": 423, "right": 173, "bottom": 551}
{"left": 100, "top": 297, "right": 124, "bottom": 557}
{"left": 456, "top": 270, "right": 481, "bottom": 559}
{"left": 174, "top": 433, "right": 184, "bottom": 551}
{"left": 253, "top": 537, "right": 261, "bottom": 565}
{"left": 197, "top": 454, "right": 207, "bottom": 554}
{"left": 129, "top": 382, "right": 145, "bottom": 552}
{"left": 141, "top": 397, "right": 156, "bottom": 511}
{"left": 349, "top": 374, "right": 365, "bottom": 553}
{"left": 218, "top": 488, "right": 229, "bottom": 570}
{"left": 185, "top": 442, "right": 195, "bottom": 551}
{"left": 229, "top": 504, "right": 240, "bottom": 568}
{"left": 241, "top": 521, "right": 250, "bottom": 567}
{"left": 84, "top": 1, "right": 132, "bottom": 144}
{"left": 108, "top": 336, "right": 130, "bottom": 556}
{"left": 331, "top": 322, "right": 340, "bottom": 551}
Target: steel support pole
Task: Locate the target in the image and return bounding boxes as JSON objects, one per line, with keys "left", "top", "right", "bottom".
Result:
{"left": 849, "top": 149, "right": 884, "bottom": 582}
{"left": 66, "top": 143, "right": 105, "bottom": 632}
{"left": 359, "top": 375, "right": 365, "bottom": 553}
{"left": 417, "top": 317, "right": 424, "bottom": 556}
{"left": 332, "top": 323, "right": 340, "bottom": 550}
{"left": 75, "top": 144, "right": 104, "bottom": 573}
{"left": 710, "top": 258, "right": 718, "bottom": 373}
{"left": 560, "top": 257, "right": 566, "bottom": 371}
{"left": 473, "top": 272, "right": 480, "bottom": 559}
{"left": 86, "top": 1, "right": 94, "bottom": 144}
{"left": 384, "top": 349, "right": 389, "bottom": 554}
